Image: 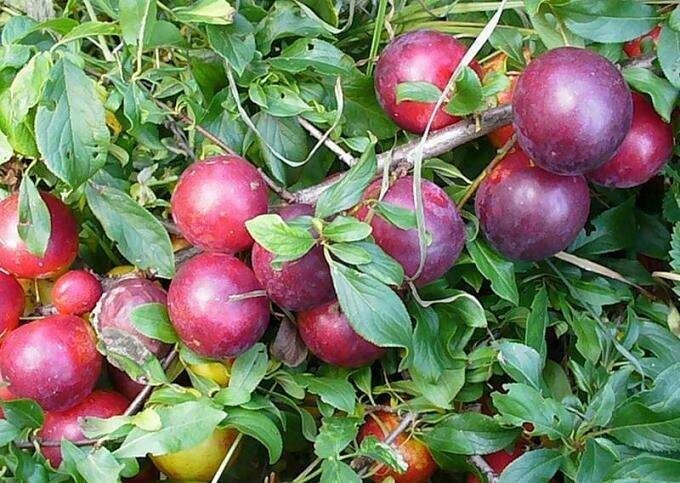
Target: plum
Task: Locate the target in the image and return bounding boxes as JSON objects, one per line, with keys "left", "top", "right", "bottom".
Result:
{"left": 171, "top": 155, "right": 268, "bottom": 253}
{"left": 52, "top": 270, "right": 103, "bottom": 315}
{"left": 624, "top": 26, "right": 661, "bottom": 58}
{"left": 0, "top": 386, "right": 15, "bottom": 419}
{"left": 109, "top": 365, "right": 145, "bottom": 400}
{"left": 483, "top": 54, "right": 518, "bottom": 149}
{"left": 297, "top": 301, "right": 385, "bottom": 368}
{"left": 0, "top": 192, "right": 78, "bottom": 279}
{"left": 588, "top": 93, "right": 674, "bottom": 188}
{"left": 375, "top": 30, "right": 483, "bottom": 133}
{"left": 512, "top": 47, "right": 632, "bottom": 175}
{"left": 40, "top": 390, "right": 129, "bottom": 467}
{"left": 358, "top": 411, "right": 437, "bottom": 483}
{"left": 0, "top": 315, "right": 102, "bottom": 410}
{"left": 92, "top": 277, "right": 170, "bottom": 358}
{"left": 357, "top": 176, "right": 465, "bottom": 286}
{"left": 475, "top": 149, "right": 590, "bottom": 261}
{"left": 168, "top": 253, "right": 269, "bottom": 359}
{"left": 252, "top": 204, "right": 334, "bottom": 311}
{"left": 466, "top": 442, "right": 526, "bottom": 483}
{"left": 0, "top": 271, "right": 24, "bottom": 339}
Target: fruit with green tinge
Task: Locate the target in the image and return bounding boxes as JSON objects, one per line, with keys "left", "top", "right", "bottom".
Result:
{"left": 0, "top": 192, "right": 78, "bottom": 279}
{"left": 0, "top": 315, "right": 102, "bottom": 411}
{"left": 52, "top": 270, "right": 102, "bottom": 315}
{"left": 151, "top": 427, "right": 240, "bottom": 481}
{"left": 189, "top": 361, "right": 232, "bottom": 387}
{"left": 358, "top": 412, "right": 437, "bottom": 483}
{"left": 0, "top": 271, "right": 24, "bottom": 339}
{"left": 168, "top": 252, "right": 269, "bottom": 359}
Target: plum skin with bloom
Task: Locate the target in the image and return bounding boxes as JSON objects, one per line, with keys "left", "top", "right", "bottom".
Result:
{"left": 297, "top": 301, "right": 385, "bottom": 368}
{"left": 0, "top": 315, "right": 102, "bottom": 411}
{"left": 0, "top": 271, "right": 24, "bottom": 339}
{"left": 587, "top": 92, "right": 674, "bottom": 188}
{"left": 475, "top": 149, "right": 590, "bottom": 261}
{"left": 375, "top": 29, "right": 483, "bottom": 134}
{"left": 252, "top": 204, "right": 334, "bottom": 311}
{"left": 357, "top": 176, "right": 466, "bottom": 286}
{"left": 512, "top": 47, "right": 633, "bottom": 175}
{"left": 0, "top": 192, "right": 78, "bottom": 279}
{"left": 171, "top": 155, "right": 268, "bottom": 254}
{"left": 40, "top": 390, "right": 129, "bottom": 468}
{"left": 52, "top": 270, "right": 103, "bottom": 315}
{"left": 168, "top": 252, "right": 269, "bottom": 359}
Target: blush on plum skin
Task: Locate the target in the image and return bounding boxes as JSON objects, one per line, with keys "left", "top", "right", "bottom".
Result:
{"left": 375, "top": 30, "right": 483, "bottom": 134}
{"left": 358, "top": 412, "right": 437, "bottom": 483}
{"left": 40, "top": 390, "right": 129, "bottom": 468}
{"left": 0, "top": 192, "right": 79, "bottom": 279}
{"left": 0, "top": 315, "right": 102, "bottom": 411}
{"left": 357, "top": 176, "right": 466, "bottom": 286}
{"left": 252, "top": 204, "right": 334, "bottom": 312}
{"left": 171, "top": 155, "right": 268, "bottom": 254}
{"left": 512, "top": 47, "right": 633, "bottom": 175}
{"left": 297, "top": 301, "right": 385, "bottom": 368}
{"left": 168, "top": 252, "right": 269, "bottom": 359}
{"left": 0, "top": 271, "right": 24, "bottom": 339}
{"left": 587, "top": 92, "right": 674, "bottom": 188}
{"left": 475, "top": 149, "right": 590, "bottom": 261}
{"left": 52, "top": 270, "right": 103, "bottom": 315}
{"left": 93, "top": 277, "right": 170, "bottom": 358}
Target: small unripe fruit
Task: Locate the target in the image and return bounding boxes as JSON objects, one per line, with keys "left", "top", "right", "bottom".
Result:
{"left": 252, "top": 204, "right": 334, "bottom": 311}
{"left": 588, "top": 92, "right": 674, "bottom": 188}
{"left": 0, "top": 192, "right": 78, "bottom": 279}
{"left": 513, "top": 47, "right": 632, "bottom": 175}
{"left": 151, "top": 428, "right": 240, "bottom": 481}
{"left": 189, "top": 361, "right": 232, "bottom": 387}
{"left": 375, "top": 30, "right": 483, "bottom": 134}
{"left": 358, "top": 412, "right": 437, "bottom": 483}
{"left": 0, "top": 271, "right": 24, "bottom": 339}
{"left": 297, "top": 301, "right": 385, "bottom": 368}
{"left": 357, "top": 176, "right": 465, "bottom": 286}
{"left": 168, "top": 253, "right": 269, "bottom": 359}
{"left": 52, "top": 270, "right": 103, "bottom": 315}
{"left": 0, "top": 315, "right": 102, "bottom": 410}
{"left": 475, "top": 149, "right": 590, "bottom": 261}
{"left": 40, "top": 390, "right": 129, "bottom": 468}
{"left": 171, "top": 155, "right": 268, "bottom": 253}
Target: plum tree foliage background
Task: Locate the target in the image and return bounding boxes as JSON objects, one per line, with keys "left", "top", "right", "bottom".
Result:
{"left": 0, "top": 0, "right": 679, "bottom": 482}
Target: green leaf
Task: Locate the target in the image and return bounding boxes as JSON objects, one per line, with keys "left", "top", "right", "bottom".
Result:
{"left": 658, "top": 26, "right": 680, "bottom": 89}
{"left": 324, "top": 216, "right": 372, "bottom": 243}
{"left": 214, "top": 343, "right": 268, "bottom": 406}
{"left": 423, "top": 413, "right": 521, "bottom": 455}
{"left": 0, "top": 130, "right": 10, "bottom": 164}
{"left": 223, "top": 408, "right": 283, "bottom": 463}
{"left": 206, "top": 15, "right": 255, "bottom": 76}
{"left": 482, "top": 71, "right": 511, "bottom": 98}
{"left": 260, "top": 85, "right": 311, "bottom": 117}
{"left": 315, "top": 144, "right": 377, "bottom": 219}
{"left": 314, "top": 416, "right": 360, "bottom": 458}
{"left": 576, "top": 439, "right": 616, "bottom": 483}
{"left": 269, "top": 38, "right": 350, "bottom": 75}
{"left": 330, "top": 260, "right": 412, "bottom": 349}
{"left": 395, "top": 81, "right": 443, "bottom": 104}
{"left": 525, "top": 287, "right": 548, "bottom": 362}
{"left": 584, "top": 383, "right": 616, "bottom": 428}
{"left": 497, "top": 342, "right": 545, "bottom": 392}
{"left": 115, "top": 401, "right": 226, "bottom": 458}
{"left": 572, "top": 197, "right": 636, "bottom": 255}
{"left": 609, "top": 402, "right": 680, "bottom": 453}
{"left": 352, "top": 241, "right": 405, "bottom": 286}
{"left": 0, "top": 419, "right": 20, "bottom": 446}
{"left": 604, "top": 454, "right": 680, "bottom": 482}
{"left": 130, "top": 303, "right": 179, "bottom": 344}
{"left": 529, "top": 10, "right": 585, "bottom": 49}
{"left": 320, "top": 459, "right": 361, "bottom": 483}
{"left": 246, "top": 214, "right": 316, "bottom": 262}
{"left": 85, "top": 183, "right": 175, "bottom": 278}
{"left": 301, "top": 375, "right": 356, "bottom": 413}
{"left": 327, "top": 243, "right": 372, "bottom": 265}
{"left": 17, "top": 177, "right": 51, "bottom": 258}
{"left": 467, "top": 238, "right": 518, "bottom": 305}
{"left": 373, "top": 202, "right": 418, "bottom": 230}
{"left": 1, "top": 399, "right": 44, "bottom": 430}
{"left": 570, "top": 314, "right": 602, "bottom": 364}
{"left": 356, "top": 436, "right": 408, "bottom": 472}
{"left": 35, "top": 58, "right": 109, "bottom": 187}
{"left": 172, "top": 0, "right": 235, "bottom": 25}
{"left": 622, "top": 67, "right": 678, "bottom": 122}
{"left": 252, "top": 112, "right": 308, "bottom": 185}
{"left": 61, "top": 442, "right": 123, "bottom": 483}
{"left": 56, "top": 21, "right": 118, "bottom": 45}
{"left": 445, "top": 67, "right": 484, "bottom": 116}
{"left": 119, "top": 0, "right": 156, "bottom": 46}
{"left": 8, "top": 52, "right": 51, "bottom": 125}
{"left": 499, "top": 448, "right": 563, "bottom": 483}
{"left": 413, "top": 367, "right": 466, "bottom": 409}
{"left": 556, "top": 0, "right": 658, "bottom": 43}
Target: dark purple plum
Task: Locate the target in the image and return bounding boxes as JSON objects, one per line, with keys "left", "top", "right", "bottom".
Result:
{"left": 475, "top": 149, "right": 590, "bottom": 261}
{"left": 168, "top": 253, "right": 269, "bottom": 359}
{"left": 513, "top": 47, "right": 633, "bottom": 175}
{"left": 375, "top": 30, "right": 483, "bottom": 134}
{"left": 297, "top": 301, "right": 385, "bottom": 368}
{"left": 357, "top": 176, "right": 465, "bottom": 286}
{"left": 588, "top": 92, "right": 674, "bottom": 188}
{"left": 252, "top": 204, "right": 334, "bottom": 312}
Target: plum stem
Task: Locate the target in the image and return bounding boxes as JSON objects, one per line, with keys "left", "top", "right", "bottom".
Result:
{"left": 457, "top": 134, "right": 516, "bottom": 209}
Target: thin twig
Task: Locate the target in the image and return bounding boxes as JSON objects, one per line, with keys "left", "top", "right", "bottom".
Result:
{"left": 352, "top": 412, "right": 417, "bottom": 477}
{"left": 297, "top": 117, "right": 356, "bottom": 166}
{"left": 211, "top": 433, "right": 243, "bottom": 483}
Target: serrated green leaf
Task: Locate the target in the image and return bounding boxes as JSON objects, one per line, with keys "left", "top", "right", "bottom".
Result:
{"left": 467, "top": 238, "right": 518, "bottom": 305}
{"left": 314, "top": 416, "right": 360, "bottom": 458}
{"left": 658, "top": 25, "right": 680, "bottom": 89}
{"left": 222, "top": 407, "right": 283, "bottom": 463}
{"left": 373, "top": 201, "right": 417, "bottom": 230}
{"left": 445, "top": 67, "right": 484, "bottom": 116}
{"left": 17, "top": 177, "right": 51, "bottom": 257}
{"left": 246, "top": 214, "right": 316, "bottom": 262}
{"left": 323, "top": 216, "right": 372, "bottom": 243}
{"left": 424, "top": 412, "right": 521, "bottom": 455}
{"left": 395, "top": 81, "right": 443, "bottom": 104}
{"left": 622, "top": 67, "right": 678, "bottom": 122}
{"left": 130, "top": 303, "right": 179, "bottom": 344}
{"left": 499, "top": 448, "right": 563, "bottom": 483}
{"left": 173, "top": 0, "right": 235, "bottom": 25}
